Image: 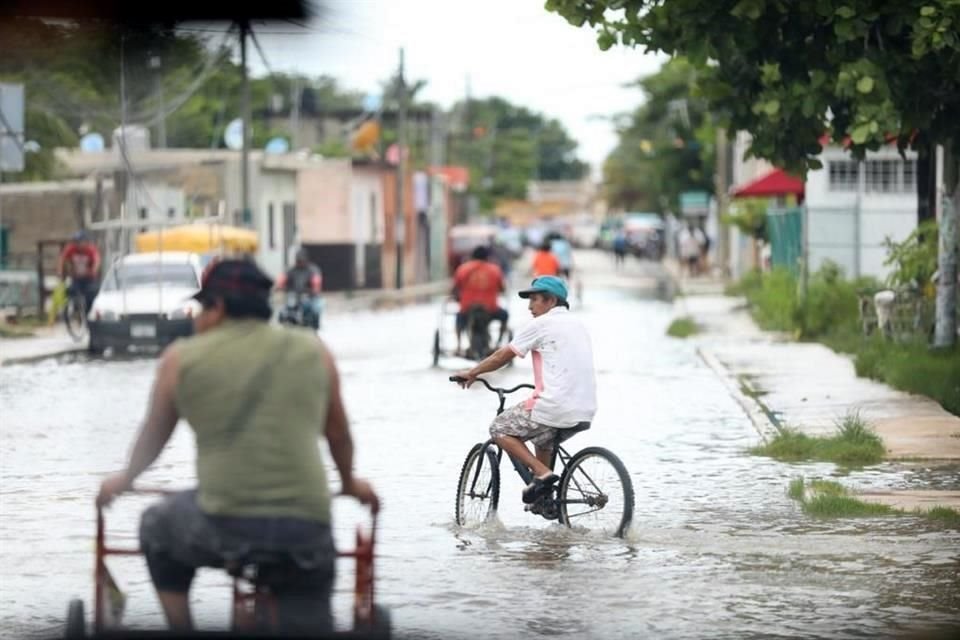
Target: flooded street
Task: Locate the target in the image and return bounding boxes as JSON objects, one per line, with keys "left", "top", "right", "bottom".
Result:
{"left": 1, "top": 255, "right": 958, "bottom": 639}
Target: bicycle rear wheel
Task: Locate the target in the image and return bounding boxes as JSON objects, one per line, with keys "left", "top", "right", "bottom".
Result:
{"left": 63, "top": 295, "right": 88, "bottom": 342}
{"left": 558, "top": 446, "right": 634, "bottom": 538}
{"left": 455, "top": 443, "right": 500, "bottom": 527}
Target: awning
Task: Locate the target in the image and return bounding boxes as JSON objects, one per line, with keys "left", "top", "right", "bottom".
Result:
{"left": 731, "top": 168, "right": 804, "bottom": 198}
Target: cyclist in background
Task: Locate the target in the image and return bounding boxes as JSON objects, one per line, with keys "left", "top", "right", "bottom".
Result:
{"left": 548, "top": 232, "right": 574, "bottom": 280}
{"left": 452, "top": 245, "right": 509, "bottom": 355}
{"left": 530, "top": 240, "right": 560, "bottom": 278}
{"left": 58, "top": 229, "right": 101, "bottom": 310}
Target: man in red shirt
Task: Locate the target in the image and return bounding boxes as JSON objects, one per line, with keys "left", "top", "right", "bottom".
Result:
{"left": 453, "top": 245, "right": 509, "bottom": 356}
{"left": 58, "top": 229, "right": 102, "bottom": 310}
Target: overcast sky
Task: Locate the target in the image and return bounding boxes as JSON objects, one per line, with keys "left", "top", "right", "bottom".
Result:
{"left": 247, "top": 0, "right": 667, "bottom": 175}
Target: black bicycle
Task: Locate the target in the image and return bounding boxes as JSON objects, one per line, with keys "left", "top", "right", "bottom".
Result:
{"left": 451, "top": 376, "right": 634, "bottom": 538}
{"left": 63, "top": 278, "right": 90, "bottom": 342}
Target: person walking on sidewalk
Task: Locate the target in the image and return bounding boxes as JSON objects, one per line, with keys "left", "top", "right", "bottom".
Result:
{"left": 454, "top": 275, "right": 597, "bottom": 505}
{"left": 96, "top": 259, "right": 379, "bottom": 634}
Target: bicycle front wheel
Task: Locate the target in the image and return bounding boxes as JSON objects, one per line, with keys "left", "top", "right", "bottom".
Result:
{"left": 455, "top": 443, "right": 500, "bottom": 527}
{"left": 63, "top": 295, "right": 88, "bottom": 342}
{"left": 558, "top": 447, "right": 634, "bottom": 538}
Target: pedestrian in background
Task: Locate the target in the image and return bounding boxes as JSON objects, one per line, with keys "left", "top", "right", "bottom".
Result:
{"left": 612, "top": 230, "right": 627, "bottom": 270}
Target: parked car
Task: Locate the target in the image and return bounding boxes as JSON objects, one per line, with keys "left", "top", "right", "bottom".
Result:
{"left": 571, "top": 221, "right": 601, "bottom": 248}
{"left": 87, "top": 251, "right": 204, "bottom": 354}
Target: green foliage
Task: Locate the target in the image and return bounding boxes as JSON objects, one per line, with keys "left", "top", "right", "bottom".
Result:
{"left": 883, "top": 220, "right": 940, "bottom": 290}
{"left": 853, "top": 338, "right": 960, "bottom": 415}
{"left": 546, "top": 0, "right": 960, "bottom": 174}
{"left": 748, "top": 267, "right": 800, "bottom": 332}
{"left": 722, "top": 199, "right": 767, "bottom": 240}
{"left": 666, "top": 316, "right": 699, "bottom": 338}
{"left": 749, "top": 414, "right": 885, "bottom": 466}
{"left": 724, "top": 268, "right": 763, "bottom": 296}
{"left": 926, "top": 506, "right": 960, "bottom": 527}
{"left": 603, "top": 57, "right": 716, "bottom": 213}
{"left": 787, "top": 477, "right": 806, "bottom": 501}
{"left": 798, "top": 262, "right": 862, "bottom": 338}
{"left": 446, "top": 97, "right": 586, "bottom": 209}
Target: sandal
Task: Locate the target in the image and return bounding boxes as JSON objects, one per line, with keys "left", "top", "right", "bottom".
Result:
{"left": 522, "top": 473, "right": 559, "bottom": 504}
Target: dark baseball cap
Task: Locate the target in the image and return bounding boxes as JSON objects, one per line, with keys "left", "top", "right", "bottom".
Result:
{"left": 191, "top": 258, "right": 274, "bottom": 304}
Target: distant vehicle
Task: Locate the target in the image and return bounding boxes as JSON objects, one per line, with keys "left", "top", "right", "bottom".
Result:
{"left": 571, "top": 222, "right": 601, "bottom": 248}
{"left": 495, "top": 227, "right": 524, "bottom": 258}
{"left": 523, "top": 224, "right": 549, "bottom": 248}
{"left": 623, "top": 212, "right": 666, "bottom": 260}
{"left": 87, "top": 251, "right": 203, "bottom": 354}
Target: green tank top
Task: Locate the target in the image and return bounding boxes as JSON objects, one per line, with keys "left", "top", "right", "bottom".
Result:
{"left": 175, "top": 319, "right": 332, "bottom": 522}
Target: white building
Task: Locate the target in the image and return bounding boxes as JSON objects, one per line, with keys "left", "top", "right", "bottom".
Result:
{"left": 727, "top": 133, "right": 919, "bottom": 281}
{"left": 805, "top": 145, "right": 917, "bottom": 279}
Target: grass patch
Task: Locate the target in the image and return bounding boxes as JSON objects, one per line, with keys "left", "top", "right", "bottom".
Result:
{"left": 925, "top": 506, "right": 960, "bottom": 527}
{"left": 750, "top": 411, "right": 885, "bottom": 466}
{"left": 0, "top": 323, "right": 36, "bottom": 339}
{"left": 666, "top": 316, "right": 700, "bottom": 338}
{"left": 788, "top": 478, "right": 959, "bottom": 525}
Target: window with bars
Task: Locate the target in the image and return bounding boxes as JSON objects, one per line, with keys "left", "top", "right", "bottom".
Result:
{"left": 828, "top": 159, "right": 917, "bottom": 193}
{"left": 828, "top": 160, "right": 859, "bottom": 191}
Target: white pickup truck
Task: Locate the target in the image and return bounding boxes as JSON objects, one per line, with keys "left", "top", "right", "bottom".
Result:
{"left": 87, "top": 251, "right": 204, "bottom": 354}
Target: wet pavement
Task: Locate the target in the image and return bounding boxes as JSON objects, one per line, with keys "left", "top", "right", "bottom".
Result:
{"left": 1, "top": 251, "right": 959, "bottom": 639}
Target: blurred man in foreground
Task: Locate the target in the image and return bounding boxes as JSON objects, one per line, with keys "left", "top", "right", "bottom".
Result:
{"left": 96, "top": 259, "right": 378, "bottom": 633}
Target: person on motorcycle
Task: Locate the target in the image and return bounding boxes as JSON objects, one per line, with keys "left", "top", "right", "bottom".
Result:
{"left": 452, "top": 245, "right": 509, "bottom": 356}
{"left": 276, "top": 249, "right": 323, "bottom": 328}
{"left": 57, "top": 229, "right": 101, "bottom": 310}
{"left": 454, "top": 275, "right": 597, "bottom": 506}
{"left": 96, "top": 258, "right": 378, "bottom": 633}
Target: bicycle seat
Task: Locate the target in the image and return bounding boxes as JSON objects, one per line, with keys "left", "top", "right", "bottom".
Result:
{"left": 555, "top": 421, "right": 591, "bottom": 445}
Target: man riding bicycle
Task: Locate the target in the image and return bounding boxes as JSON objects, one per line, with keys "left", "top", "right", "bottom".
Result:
{"left": 58, "top": 229, "right": 101, "bottom": 311}
{"left": 455, "top": 275, "right": 597, "bottom": 505}
{"left": 276, "top": 248, "right": 324, "bottom": 328}
{"left": 452, "top": 245, "right": 509, "bottom": 356}
{"left": 96, "top": 259, "right": 378, "bottom": 633}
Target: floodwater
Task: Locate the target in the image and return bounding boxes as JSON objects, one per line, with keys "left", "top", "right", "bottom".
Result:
{"left": 1, "top": 255, "right": 958, "bottom": 639}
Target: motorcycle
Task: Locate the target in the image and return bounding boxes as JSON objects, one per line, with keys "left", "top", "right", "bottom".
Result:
{"left": 278, "top": 291, "right": 322, "bottom": 330}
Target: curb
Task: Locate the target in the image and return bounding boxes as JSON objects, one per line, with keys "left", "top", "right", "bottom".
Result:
{"left": 0, "top": 344, "right": 84, "bottom": 367}
{"left": 696, "top": 345, "right": 781, "bottom": 442}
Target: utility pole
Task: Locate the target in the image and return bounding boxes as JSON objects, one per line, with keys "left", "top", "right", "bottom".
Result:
{"left": 149, "top": 55, "right": 166, "bottom": 148}
{"left": 395, "top": 47, "right": 406, "bottom": 289}
{"left": 290, "top": 75, "right": 301, "bottom": 150}
{"left": 714, "top": 127, "right": 729, "bottom": 278}
{"left": 239, "top": 20, "right": 251, "bottom": 226}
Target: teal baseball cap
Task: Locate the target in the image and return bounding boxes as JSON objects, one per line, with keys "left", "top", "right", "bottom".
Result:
{"left": 518, "top": 276, "right": 568, "bottom": 301}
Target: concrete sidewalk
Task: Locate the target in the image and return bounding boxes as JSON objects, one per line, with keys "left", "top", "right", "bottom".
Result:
{"left": 673, "top": 290, "right": 960, "bottom": 512}
{"left": 0, "top": 324, "right": 83, "bottom": 366}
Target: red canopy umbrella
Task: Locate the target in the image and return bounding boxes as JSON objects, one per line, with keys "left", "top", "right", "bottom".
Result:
{"left": 731, "top": 168, "right": 805, "bottom": 201}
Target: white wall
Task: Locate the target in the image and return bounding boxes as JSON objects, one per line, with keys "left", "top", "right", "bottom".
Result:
{"left": 349, "top": 168, "right": 384, "bottom": 288}
{"left": 125, "top": 180, "right": 186, "bottom": 225}
{"left": 805, "top": 146, "right": 917, "bottom": 280}
{"left": 256, "top": 170, "right": 297, "bottom": 278}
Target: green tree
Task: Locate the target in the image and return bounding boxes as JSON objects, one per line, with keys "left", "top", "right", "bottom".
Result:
{"left": 604, "top": 57, "right": 715, "bottom": 213}
{"left": 546, "top": 0, "right": 959, "bottom": 347}
{"left": 447, "top": 96, "right": 586, "bottom": 210}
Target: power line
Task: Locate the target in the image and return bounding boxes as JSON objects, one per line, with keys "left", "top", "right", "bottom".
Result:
{"left": 248, "top": 26, "right": 277, "bottom": 78}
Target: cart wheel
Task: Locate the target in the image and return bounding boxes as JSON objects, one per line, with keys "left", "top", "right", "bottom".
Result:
{"left": 432, "top": 330, "right": 441, "bottom": 367}
{"left": 370, "top": 605, "right": 391, "bottom": 640}
{"left": 65, "top": 599, "right": 85, "bottom": 639}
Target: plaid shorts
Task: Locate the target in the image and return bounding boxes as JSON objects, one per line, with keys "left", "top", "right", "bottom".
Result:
{"left": 489, "top": 402, "right": 558, "bottom": 449}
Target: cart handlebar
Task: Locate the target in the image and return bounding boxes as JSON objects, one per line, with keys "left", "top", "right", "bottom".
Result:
{"left": 449, "top": 376, "right": 535, "bottom": 395}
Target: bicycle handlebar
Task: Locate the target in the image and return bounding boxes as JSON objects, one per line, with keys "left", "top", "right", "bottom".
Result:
{"left": 449, "top": 376, "right": 535, "bottom": 395}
